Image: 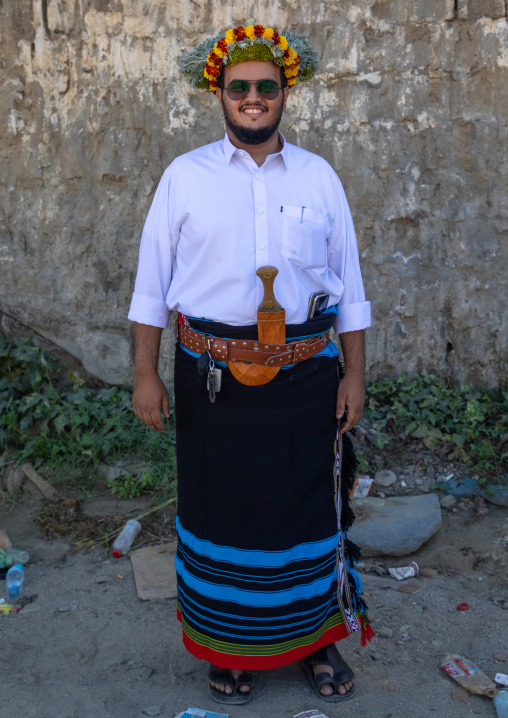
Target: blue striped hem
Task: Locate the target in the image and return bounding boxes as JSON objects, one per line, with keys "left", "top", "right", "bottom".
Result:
{"left": 176, "top": 517, "right": 340, "bottom": 568}
{"left": 178, "top": 583, "right": 336, "bottom": 624}
{"left": 175, "top": 556, "right": 338, "bottom": 607}
{"left": 178, "top": 586, "right": 337, "bottom": 633}
{"left": 178, "top": 546, "right": 336, "bottom": 584}
{"left": 178, "top": 591, "right": 338, "bottom": 640}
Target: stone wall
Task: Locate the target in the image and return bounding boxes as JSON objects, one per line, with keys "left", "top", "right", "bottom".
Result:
{"left": 1, "top": 1, "right": 507, "bottom": 387}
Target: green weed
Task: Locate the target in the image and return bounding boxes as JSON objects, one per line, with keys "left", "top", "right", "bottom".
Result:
{"left": 108, "top": 466, "right": 161, "bottom": 500}
{"left": 0, "top": 336, "right": 176, "bottom": 498}
{"left": 365, "top": 370, "right": 507, "bottom": 479}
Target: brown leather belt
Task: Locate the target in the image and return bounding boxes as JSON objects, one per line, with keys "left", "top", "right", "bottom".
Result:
{"left": 176, "top": 320, "right": 329, "bottom": 368}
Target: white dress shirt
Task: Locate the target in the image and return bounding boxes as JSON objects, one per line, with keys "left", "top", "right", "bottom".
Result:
{"left": 128, "top": 133, "right": 370, "bottom": 335}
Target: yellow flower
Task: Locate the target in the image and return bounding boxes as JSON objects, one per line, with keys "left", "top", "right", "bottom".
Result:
{"left": 287, "top": 47, "right": 298, "bottom": 62}
{"left": 213, "top": 43, "right": 225, "bottom": 59}
{"left": 287, "top": 78, "right": 297, "bottom": 87}
{"left": 286, "top": 66, "right": 299, "bottom": 78}
{"left": 245, "top": 24, "right": 255, "bottom": 39}
{"left": 263, "top": 27, "right": 275, "bottom": 40}
{"left": 279, "top": 35, "right": 289, "bottom": 51}
{"left": 225, "top": 29, "right": 236, "bottom": 43}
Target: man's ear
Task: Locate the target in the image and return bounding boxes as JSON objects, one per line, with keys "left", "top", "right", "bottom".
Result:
{"left": 215, "top": 87, "right": 224, "bottom": 110}
{"left": 282, "top": 86, "right": 290, "bottom": 111}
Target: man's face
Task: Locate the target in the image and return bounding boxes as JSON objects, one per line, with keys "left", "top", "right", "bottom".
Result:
{"left": 216, "top": 61, "right": 289, "bottom": 145}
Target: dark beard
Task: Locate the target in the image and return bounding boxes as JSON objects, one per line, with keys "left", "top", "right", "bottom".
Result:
{"left": 222, "top": 99, "right": 284, "bottom": 145}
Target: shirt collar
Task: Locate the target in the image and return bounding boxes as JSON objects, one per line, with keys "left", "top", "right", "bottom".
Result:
{"left": 222, "top": 132, "right": 289, "bottom": 170}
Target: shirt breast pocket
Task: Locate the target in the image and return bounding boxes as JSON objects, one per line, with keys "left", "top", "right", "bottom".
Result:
{"left": 281, "top": 205, "right": 328, "bottom": 269}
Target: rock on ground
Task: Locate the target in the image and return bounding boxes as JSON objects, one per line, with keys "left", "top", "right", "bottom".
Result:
{"left": 142, "top": 707, "right": 162, "bottom": 717}
{"left": 440, "top": 494, "right": 458, "bottom": 508}
{"left": 349, "top": 494, "right": 442, "bottom": 556}
{"left": 374, "top": 469, "right": 397, "bottom": 487}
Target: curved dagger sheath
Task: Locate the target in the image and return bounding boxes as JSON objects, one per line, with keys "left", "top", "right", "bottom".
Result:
{"left": 228, "top": 266, "right": 286, "bottom": 386}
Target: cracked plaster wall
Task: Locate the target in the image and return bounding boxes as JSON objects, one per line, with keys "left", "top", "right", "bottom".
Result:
{"left": 0, "top": 0, "right": 507, "bottom": 387}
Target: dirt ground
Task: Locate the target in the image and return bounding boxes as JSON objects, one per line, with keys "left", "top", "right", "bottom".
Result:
{"left": 1, "top": 487, "right": 507, "bottom": 718}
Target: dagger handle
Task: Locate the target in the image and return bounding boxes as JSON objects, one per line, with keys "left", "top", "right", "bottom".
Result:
{"left": 256, "top": 266, "right": 283, "bottom": 312}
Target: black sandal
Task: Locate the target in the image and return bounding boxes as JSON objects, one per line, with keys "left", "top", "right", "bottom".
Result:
{"left": 300, "top": 643, "right": 356, "bottom": 702}
{"left": 208, "top": 665, "right": 254, "bottom": 705}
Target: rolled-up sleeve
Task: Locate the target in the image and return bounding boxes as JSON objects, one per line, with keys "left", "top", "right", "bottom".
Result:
{"left": 327, "top": 169, "right": 371, "bottom": 334}
{"left": 128, "top": 166, "right": 177, "bottom": 329}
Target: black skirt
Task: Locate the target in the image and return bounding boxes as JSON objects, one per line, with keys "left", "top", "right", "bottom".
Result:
{"left": 173, "top": 317, "right": 371, "bottom": 669}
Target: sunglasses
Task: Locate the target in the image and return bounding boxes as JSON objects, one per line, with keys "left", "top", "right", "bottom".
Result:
{"left": 225, "top": 79, "right": 282, "bottom": 101}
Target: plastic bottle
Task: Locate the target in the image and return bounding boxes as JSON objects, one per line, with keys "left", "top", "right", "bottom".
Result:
{"left": 6, "top": 564, "right": 24, "bottom": 599}
{"left": 494, "top": 691, "right": 508, "bottom": 718}
{"left": 111, "top": 520, "right": 141, "bottom": 558}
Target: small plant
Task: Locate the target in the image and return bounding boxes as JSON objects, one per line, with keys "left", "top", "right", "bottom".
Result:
{"left": 0, "top": 336, "right": 177, "bottom": 498}
{"left": 365, "top": 370, "right": 507, "bottom": 479}
{"left": 108, "top": 467, "right": 160, "bottom": 499}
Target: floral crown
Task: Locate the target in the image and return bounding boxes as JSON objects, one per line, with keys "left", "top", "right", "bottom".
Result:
{"left": 179, "top": 23, "right": 319, "bottom": 93}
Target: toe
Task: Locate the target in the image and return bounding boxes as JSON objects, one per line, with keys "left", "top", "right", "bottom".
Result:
{"left": 337, "top": 679, "right": 354, "bottom": 695}
{"left": 211, "top": 681, "right": 232, "bottom": 695}
{"left": 231, "top": 669, "right": 252, "bottom": 694}
{"left": 313, "top": 662, "right": 334, "bottom": 696}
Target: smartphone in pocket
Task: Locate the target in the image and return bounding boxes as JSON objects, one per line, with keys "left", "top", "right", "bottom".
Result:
{"left": 307, "top": 291, "right": 329, "bottom": 320}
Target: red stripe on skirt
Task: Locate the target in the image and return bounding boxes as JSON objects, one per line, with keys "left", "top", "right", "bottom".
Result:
{"left": 177, "top": 607, "right": 369, "bottom": 670}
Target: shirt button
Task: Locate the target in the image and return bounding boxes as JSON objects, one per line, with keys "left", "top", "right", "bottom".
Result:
{"left": 239, "top": 150, "right": 245, "bottom": 156}
{"left": 257, "top": 208, "right": 264, "bottom": 214}
{"left": 255, "top": 173, "right": 261, "bottom": 179}
{"left": 259, "top": 244, "right": 265, "bottom": 249}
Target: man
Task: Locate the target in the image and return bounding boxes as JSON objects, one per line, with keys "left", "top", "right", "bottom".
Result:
{"left": 128, "top": 24, "right": 372, "bottom": 705}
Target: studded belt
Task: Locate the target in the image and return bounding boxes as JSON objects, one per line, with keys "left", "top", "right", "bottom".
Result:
{"left": 175, "top": 319, "right": 329, "bottom": 368}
